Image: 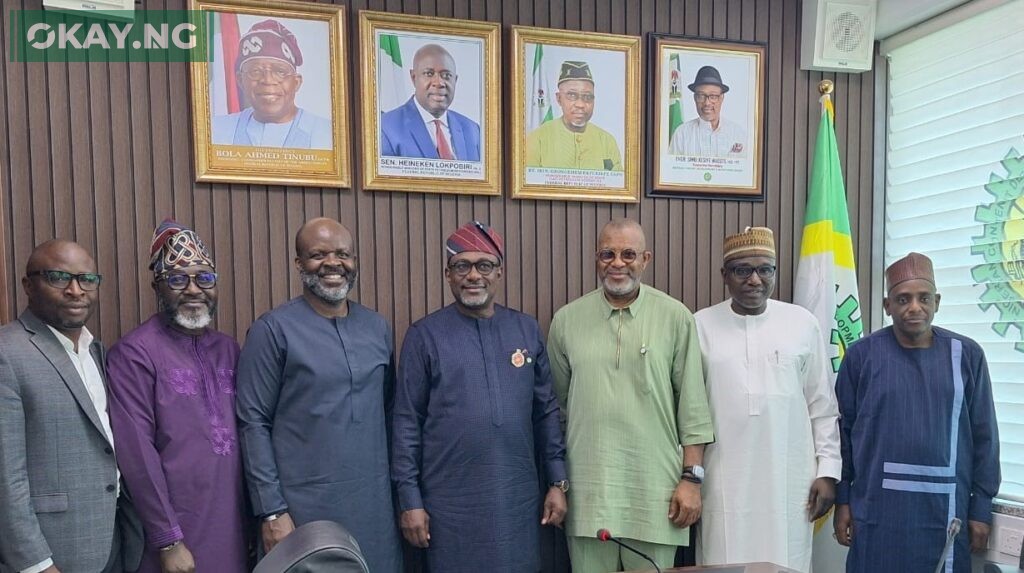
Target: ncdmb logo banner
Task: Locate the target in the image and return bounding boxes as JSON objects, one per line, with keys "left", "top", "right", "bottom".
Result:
{"left": 8, "top": 10, "right": 213, "bottom": 61}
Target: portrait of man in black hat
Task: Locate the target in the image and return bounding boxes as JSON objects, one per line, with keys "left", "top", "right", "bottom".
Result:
{"left": 668, "top": 64, "right": 748, "bottom": 157}
{"left": 525, "top": 60, "right": 623, "bottom": 171}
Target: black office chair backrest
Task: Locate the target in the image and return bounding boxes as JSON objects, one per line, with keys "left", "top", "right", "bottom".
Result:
{"left": 253, "top": 520, "right": 370, "bottom": 573}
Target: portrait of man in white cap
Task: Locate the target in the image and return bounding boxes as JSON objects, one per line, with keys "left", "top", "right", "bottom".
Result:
{"left": 211, "top": 18, "right": 332, "bottom": 150}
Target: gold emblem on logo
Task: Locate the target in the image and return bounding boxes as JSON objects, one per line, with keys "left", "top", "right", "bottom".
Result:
{"left": 511, "top": 349, "right": 526, "bottom": 368}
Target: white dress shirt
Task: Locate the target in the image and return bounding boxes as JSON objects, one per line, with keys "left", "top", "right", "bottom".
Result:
{"left": 413, "top": 98, "right": 457, "bottom": 159}
{"left": 669, "top": 116, "right": 748, "bottom": 157}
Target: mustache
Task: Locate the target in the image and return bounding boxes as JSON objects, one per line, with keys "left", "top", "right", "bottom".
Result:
{"left": 318, "top": 265, "right": 353, "bottom": 277}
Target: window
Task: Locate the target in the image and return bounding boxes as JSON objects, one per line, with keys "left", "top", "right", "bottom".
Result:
{"left": 884, "top": 0, "right": 1024, "bottom": 500}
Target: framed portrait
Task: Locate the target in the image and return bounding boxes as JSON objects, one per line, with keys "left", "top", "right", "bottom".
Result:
{"left": 647, "top": 34, "right": 765, "bottom": 200}
{"left": 510, "top": 27, "right": 641, "bottom": 203}
{"left": 189, "top": 0, "right": 350, "bottom": 187}
{"left": 359, "top": 12, "right": 501, "bottom": 196}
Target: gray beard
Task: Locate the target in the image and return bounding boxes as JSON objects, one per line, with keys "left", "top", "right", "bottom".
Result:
{"left": 174, "top": 309, "right": 213, "bottom": 331}
{"left": 301, "top": 270, "right": 355, "bottom": 303}
{"left": 602, "top": 275, "right": 638, "bottom": 297}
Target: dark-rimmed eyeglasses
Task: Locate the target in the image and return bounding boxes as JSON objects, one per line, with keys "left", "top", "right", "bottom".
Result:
{"left": 157, "top": 272, "right": 218, "bottom": 291}
{"left": 694, "top": 92, "right": 723, "bottom": 103}
{"left": 27, "top": 270, "right": 102, "bottom": 291}
{"left": 727, "top": 265, "right": 776, "bottom": 279}
{"left": 597, "top": 249, "right": 639, "bottom": 264}
{"left": 448, "top": 260, "right": 499, "bottom": 277}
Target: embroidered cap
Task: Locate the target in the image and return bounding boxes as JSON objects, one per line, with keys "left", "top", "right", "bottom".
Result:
{"left": 149, "top": 219, "right": 215, "bottom": 274}
{"left": 723, "top": 226, "right": 775, "bottom": 262}
{"left": 885, "top": 252, "right": 935, "bottom": 292}
{"left": 237, "top": 19, "right": 303, "bottom": 70}
{"left": 558, "top": 61, "right": 594, "bottom": 85}
{"left": 446, "top": 221, "right": 505, "bottom": 262}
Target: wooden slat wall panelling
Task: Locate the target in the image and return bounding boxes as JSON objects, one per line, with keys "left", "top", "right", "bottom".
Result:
{"left": 0, "top": 173, "right": 7, "bottom": 324}
{"left": 0, "top": 1, "right": 880, "bottom": 567}
{"left": 0, "top": 6, "right": 10, "bottom": 322}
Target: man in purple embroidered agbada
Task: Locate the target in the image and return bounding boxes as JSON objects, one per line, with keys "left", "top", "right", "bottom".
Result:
{"left": 106, "top": 220, "right": 249, "bottom": 573}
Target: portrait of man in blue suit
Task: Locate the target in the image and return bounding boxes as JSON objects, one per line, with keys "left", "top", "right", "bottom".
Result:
{"left": 380, "top": 44, "right": 482, "bottom": 161}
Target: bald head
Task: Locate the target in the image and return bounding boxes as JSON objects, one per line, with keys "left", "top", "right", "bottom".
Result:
{"left": 22, "top": 239, "right": 99, "bottom": 341}
{"left": 26, "top": 239, "right": 95, "bottom": 276}
{"left": 598, "top": 218, "right": 647, "bottom": 251}
{"left": 295, "top": 218, "right": 352, "bottom": 257}
{"left": 411, "top": 43, "right": 458, "bottom": 117}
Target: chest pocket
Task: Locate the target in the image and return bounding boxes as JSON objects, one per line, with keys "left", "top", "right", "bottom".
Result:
{"left": 763, "top": 350, "right": 803, "bottom": 396}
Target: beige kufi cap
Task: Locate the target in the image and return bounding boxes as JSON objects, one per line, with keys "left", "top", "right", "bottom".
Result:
{"left": 723, "top": 226, "right": 776, "bottom": 262}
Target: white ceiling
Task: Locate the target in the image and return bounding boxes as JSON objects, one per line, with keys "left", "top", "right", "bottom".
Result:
{"left": 874, "top": 0, "right": 971, "bottom": 39}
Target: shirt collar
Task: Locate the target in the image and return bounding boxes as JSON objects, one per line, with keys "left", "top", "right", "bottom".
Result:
{"left": 414, "top": 98, "right": 449, "bottom": 127}
{"left": 599, "top": 283, "right": 647, "bottom": 319}
{"left": 696, "top": 117, "right": 721, "bottom": 133}
{"left": 46, "top": 325, "right": 93, "bottom": 354}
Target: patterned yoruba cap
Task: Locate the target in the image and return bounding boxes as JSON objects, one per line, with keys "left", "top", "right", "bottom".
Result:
{"left": 885, "top": 252, "right": 934, "bottom": 292}
{"left": 446, "top": 221, "right": 504, "bottom": 262}
{"left": 149, "top": 219, "right": 215, "bottom": 274}
{"left": 723, "top": 226, "right": 775, "bottom": 262}
{"left": 558, "top": 61, "right": 594, "bottom": 85}
{"left": 237, "top": 19, "right": 303, "bottom": 70}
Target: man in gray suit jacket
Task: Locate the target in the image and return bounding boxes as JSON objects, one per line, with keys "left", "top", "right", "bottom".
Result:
{"left": 0, "top": 240, "right": 142, "bottom": 573}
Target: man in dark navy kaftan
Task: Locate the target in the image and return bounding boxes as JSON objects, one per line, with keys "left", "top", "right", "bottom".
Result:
{"left": 834, "top": 252, "right": 1000, "bottom": 573}
{"left": 391, "top": 221, "right": 568, "bottom": 573}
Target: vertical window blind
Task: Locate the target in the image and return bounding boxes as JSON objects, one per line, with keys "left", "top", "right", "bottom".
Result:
{"left": 885, "top": 0, "right": 1024, "bottom": 501}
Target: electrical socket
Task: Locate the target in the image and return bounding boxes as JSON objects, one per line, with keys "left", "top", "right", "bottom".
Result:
{"left": 998, "top": 527, "right": 1024, "bottom": 557}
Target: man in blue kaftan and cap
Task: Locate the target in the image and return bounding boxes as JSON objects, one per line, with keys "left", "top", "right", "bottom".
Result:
{"left": 391, "top": 221, "right": 568, "bottom": 573}
{"left": 834, "top": 252, "right": 1000, "bottom": 573}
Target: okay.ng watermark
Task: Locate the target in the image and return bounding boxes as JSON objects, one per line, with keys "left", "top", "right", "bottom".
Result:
{"left": 8, "top": 11, "right": 212, "bottom": 61}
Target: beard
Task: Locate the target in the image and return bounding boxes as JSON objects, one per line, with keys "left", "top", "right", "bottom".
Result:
{"left": 601, "top": 274, "right": 639, "bottom": 297}
{"left": 301, "top": 266, "right": 357, "bottom": 303}
{"left": 161, "top": 296, "right": 215, "bottom": 331}
{"left": 455, "top": 288, "right": 492, "bottom": 310}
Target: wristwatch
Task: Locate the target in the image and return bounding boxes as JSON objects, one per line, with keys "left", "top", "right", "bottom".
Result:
{"left": 681, "top": 464, "right": 705, "bottom": 484}
{"left": 549, "top": 480, "right": 569, "bottom": 493}
{"left": 263, "top": 512, "right": 284, "bottom": 522}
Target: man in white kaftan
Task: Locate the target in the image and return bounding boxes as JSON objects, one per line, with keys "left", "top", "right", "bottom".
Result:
{"left": 693, "top": 227, "right": 841, "bottom": 572}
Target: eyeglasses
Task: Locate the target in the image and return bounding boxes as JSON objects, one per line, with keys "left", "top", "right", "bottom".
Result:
{"left": 694, "top": 92, "right": 723, "bottom": 103}
{"left": 240, "top": 64, "right": 296, "bottom": 82}
{"left": 561, "top": 91, "right": 595, "bottom": 103}
{"left": 28, "top": 270, "right": 102, "bottom": 291}
{"left": 417, "top": 69, "right": 455, "bottom": 82}
{"left": 597, "top": 249, "right": 639, "bottom": 264}
{"left": 157, "top": 272, "right": 218, "bottom": 290}
{"left": 727, "top": 265, "right": 776, "bottom": 279}
{"left": 448, "top": 260, "right": 499, "bottom": 276}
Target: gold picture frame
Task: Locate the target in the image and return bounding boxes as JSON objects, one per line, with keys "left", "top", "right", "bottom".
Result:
{"left": 647, "top": 34, "right": 765, "bottom": 200}
{"left": 190, "top": 0, "right": 350, "bottom": 187}
{"left": 510, "top": 26, "right": 641, "bottom": 203}
{"left": 359, "top": 11, "right": 501, "bottom": 196}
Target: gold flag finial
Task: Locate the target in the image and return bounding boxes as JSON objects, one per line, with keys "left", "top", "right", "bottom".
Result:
{"left": 818, "top": 79, "right": 834, "bottom": 95}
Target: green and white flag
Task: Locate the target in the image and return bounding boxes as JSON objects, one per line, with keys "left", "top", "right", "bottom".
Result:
{"left": 528, "top": 44, "right": 554, "bottom": 130}
{"left": 667, "top": 53, "right": 683, "bottom": 144}
{"left": 798, "top": 92, "right": 861, "bottom": 573}
{"left": 795, "top": 92, "right": 864, "bottom": 379}
{"left": 378, "top": 33, "right": 406, "bottom": 113}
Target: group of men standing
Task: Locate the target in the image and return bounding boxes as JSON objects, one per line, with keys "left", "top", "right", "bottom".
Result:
{"left": 0, "top": 215, "right": 1000, "bottom": 573}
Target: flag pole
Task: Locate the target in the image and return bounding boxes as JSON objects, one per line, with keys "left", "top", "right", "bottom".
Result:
{"left": 819, "top": 78, "right": 834, "bottom": 95}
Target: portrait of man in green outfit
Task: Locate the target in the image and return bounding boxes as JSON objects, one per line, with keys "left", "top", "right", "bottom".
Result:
{"left": 525, "top": 60, "right": 623, "bottom": 171}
